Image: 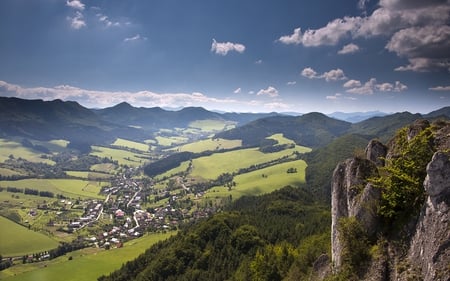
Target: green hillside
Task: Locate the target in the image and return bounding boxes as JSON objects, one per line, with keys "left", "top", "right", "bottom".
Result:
{"left": 0, "top": 216, "right": 58, "bottom": 257}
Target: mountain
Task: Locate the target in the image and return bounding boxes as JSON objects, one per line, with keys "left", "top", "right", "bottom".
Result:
{"left": 327, "top": 111, "right": 387, "bottom": 123}
{"left": 0, "top": 97, "right": 131, "bottom": 143}
{"left": 215, "top": 112, "right": 352, "bottom": 148}
{"left": 424, "top": 106, "right": 450, "bottom": 119}
{"left": 94, "top": 103, "right": 279, "bottom": 130}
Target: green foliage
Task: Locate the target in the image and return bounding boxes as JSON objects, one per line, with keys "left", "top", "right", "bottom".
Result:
{"left": 338, "top": 217, "right": 370, "bottom": 272}
{"left": 98, "top": 186, "right": 330, "bottom": 281}
{"left": 373, "top": 126, "right": 435, "bottom": 224}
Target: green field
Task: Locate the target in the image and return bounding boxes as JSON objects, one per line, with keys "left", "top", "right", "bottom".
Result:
{"left": 1, "top": 232, "right": 175, "bottom": 281}
{"left": 155, "top": 135, "right": 188, "bottom": 147}
{"left": 91, "top": 146, "right": 146, "bottom": 166}
{"left": 0, "top": 167, "right": 24, "bottom": 177}
{"left": 178, "top": 138, "right": 242, "bottom": 153}
{"left": 205, "top": 160, "right": 307, "bottom": 200}
{"left": 90, "top": 163, "right": 117, "bottom": 173}
{"left": 0, "top": 179, "right": 106, "bottom": 199}
{"left": 0, "top": 216, "right": 59, "bottom": 257}
{"left": 188, "top": 119, "right": 235, "bottom": 132}
{"left": 0, "top": 139, "right": 54, "bottom": 164}
{"left": 189, "top": 146, "right": 310, "bottom": 180}
{"left": 112, "top": 138, "right": 150, "bottom": 152}
{"left": 66, "top": 171, "right": 113, "bottom": 180}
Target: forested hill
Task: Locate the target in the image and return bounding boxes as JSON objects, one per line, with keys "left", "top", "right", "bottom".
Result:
{"left": 214, "top": 112, "right": 352, "bottom": 148}
{"left": 214, "top": 110, "right": 450, "bottom": 148}
{"left": 94, "top": 102, "right": 279, "bottom": 129}
{"left": 98, "top": 186, "right": 330, "bottom": 281}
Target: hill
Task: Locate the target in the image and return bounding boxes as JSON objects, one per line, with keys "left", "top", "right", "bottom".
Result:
{"left": 214, "top": 112, "right": 352, "bottom": 148}
{"left": 94, "top": 102, "right": 279, "bottom": 131}
{"left": 0, "top": 97, "right": 142, "bottom": 144}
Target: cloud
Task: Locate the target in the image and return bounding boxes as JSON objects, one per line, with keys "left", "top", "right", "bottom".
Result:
{"left": 429, "top": 86, "right": 450, "bottom": 91}
{"left": 124, "top": 34, "right": 147, "bottom": 42}
{"left": 322, "top": 69, "right": 347, "bottom": 81}
{"left": 386, "top": 25, "right": 450, "bottom": 71}
{"left": 287, "top": 81, "right": 297, "bottom": 86}
{"left": 0, "top": 80, "right": 243, "bottom": 110}
{"left": 263, "top": 102, "right": 291, "bottom": 111}
{"left": 256, "top": 86, "right": 279, "bottom": 97}
{"left": 97, "top": 14, "right": 121, "bottom": 27}
{"left": 255, "top": 59, "right": 263, "bottom": 64}
{"left": 343, "top": 79, "right": 362, "bottom": 88}
{"left": 233, "top": 88, "right": 242, "bottom": 94}
{"left": 338, "top": 43, "right": 360, "bottom": 54}
{"left": 326, "top": 93, "right": 342, "bottom": 100}
{"left": 278, "top": 1, "right": 450, "bottom": 72}
{"left": 301, "top": 67, "right": 319, "bottom": 79}
{"left": 345, "top": 78, "right": 407, "bottom": 94}
{"left": 211, "top": 39, "right": 246, "bottom": 55}
{"left": 301, "top": 67, "right": 347, "bottom": 81}
{"left": 68, "top": 11, "right": 86, "bottom": 30}
{"left": 279, "top": 17, "right": 361, "bottom": 46}
{"left": 66, "top": 0, "right": 85, "bottom": 10}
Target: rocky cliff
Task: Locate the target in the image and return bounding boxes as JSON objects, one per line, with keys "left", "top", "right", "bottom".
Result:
{"left": 330, "top": 120, "right": 450, "bottom": 281}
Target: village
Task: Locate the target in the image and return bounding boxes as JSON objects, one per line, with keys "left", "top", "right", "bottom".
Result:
{"left": 63, "top": 168, "right": 215, "bottom": 250}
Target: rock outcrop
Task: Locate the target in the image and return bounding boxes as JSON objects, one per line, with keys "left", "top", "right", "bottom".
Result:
{"left": 330, "top": 120, "right": 450, "bottom": 281}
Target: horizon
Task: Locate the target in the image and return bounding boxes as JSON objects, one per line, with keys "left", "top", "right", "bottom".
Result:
{"left": 0, "top": 0, "right": 449, "bottom": 114}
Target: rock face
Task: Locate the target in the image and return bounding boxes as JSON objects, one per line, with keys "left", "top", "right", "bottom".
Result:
{"left": 405, "top": 152, "right": 450, "bottom": 281}
{"left": 331, "top": 157, "right": 379, "bottom": 268}
{"left": 330, "top": 120, "right": 450, "bottom": 281}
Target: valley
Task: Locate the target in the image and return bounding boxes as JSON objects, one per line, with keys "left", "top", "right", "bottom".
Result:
{"left": 0, "top": 97, "right": 449, "bottom": 280}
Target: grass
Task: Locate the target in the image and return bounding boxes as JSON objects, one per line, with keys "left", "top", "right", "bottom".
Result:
{"left": 0, "top": 139, "right": 54, "bottom": 164}
{"left": 0, "top": 231, "right": 175, "bottom": 281}
{"left": 155, "top": 136, "right": 188, "bottom": 147}
{"left": 188, "top": 120, "right": 236, "bottom": 132}
{"left": 0, "top": 216, "right": 59, "bottom": 257}
{"left": 0, "top": 167, "right": 24, "bottom": 177}
{"left": 112, "top": 138, "right": 150, "bottom": 152}
{"left": 90, "top": 163, "right": 117, "bottom": 173}
{"left": 267, "top": 133, "right": 296, "bottom": 145}
{"left": 0, "top": 179, "right": 106, "bottom": 199}
{"left": 178, "top": 138, "right": 242, "bottom": 153}
{"left": 189, "top": 146, "right": 310, "bottom": 180}
{"left": 205, "top": 160, "right": 307, "bottom": 200}
{"left": 66, "top": 171, "right": 113, "bottom": 180}
{"left": 90, "top": 146, "right": 147, "bottom": 167}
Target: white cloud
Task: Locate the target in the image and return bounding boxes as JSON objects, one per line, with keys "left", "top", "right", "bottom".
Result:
{"left": 326, "top": 93, "right": 342, "bottom": 100}
{"left": 338, "top": 43, "right": 360, "bottom": 54}
{"left": 278, "top": 28, "right": 302, "bottom": 45}
{"left": 343, "top": 79, "right": 362, "bottom": 88}
{"left": 345, "top": 78, "right": 407, "bottom": 94}
{"left": 278, "top": 1, "right": 450, "bottom": 72}
{"left": 97, "top": 14, "right": 121, "bottom": 27}
{"left": 255, "top": 59, "right": 263, "bottom": 64}
{"left": 211, "top": 39, "right": 246, "bottom": 56}
{"left": 233, "top": 88, "right": 242, "bottom": 94}
{"left": 66, "top": 0, "right": 85, "bottom": 10}
{"left": 301, "top": 67, "right": 347, "bottom": 82}
{"left": 263, "top": 102, "right": 291, "bottom": 111}
{"left": 124, "top": 34, "right": 147, "bottom": 42}
{"left": 287, "top": 81, "right": 297, "bottom": 86}
{"left": 322, "top": 68, "right": 347, "bottom": 82}
{"left": 0, "top": 80, "right": 244, "bottom": 110}
{"left": 429, "top": 86, "right": 450, "bottom": 91}
{"left": 68, "top": 11, "right": 86, "bottom": 30}
{"left": 301, "top": 67, "right": 319, "bottom": 79}
{"left": 256, "top": 86, "right": 279, "bottom": 98}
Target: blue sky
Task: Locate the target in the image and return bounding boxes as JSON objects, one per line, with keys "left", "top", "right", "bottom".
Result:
{"left": 0, "top": 0, "right": 449, "bottom": 113}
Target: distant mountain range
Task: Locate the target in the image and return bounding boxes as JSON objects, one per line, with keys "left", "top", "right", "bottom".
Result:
{"left": 0, "top": 97, "right": 449, "bottom": 147}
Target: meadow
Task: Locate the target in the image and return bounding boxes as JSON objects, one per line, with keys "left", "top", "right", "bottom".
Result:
{"left": 0, "top": 179, "right": 106, "bottom": 199}
{"left": 188, "top": 120, "right": 235, "bottom": 132}
{"left": 66, "top": 171, "right": 113, "bottom": 180}
{"left": 189, "top": 145, "right": 310, "bottom": 180}
{"left": 178, "top": 138, "right": 242, "bottom": 153}
{"left": 0, "top": 216, "right": 59, "bottom": 257}
{"left": 0, "top": 139, "right": 54, "bottom": 164}
{"left": 90, "top": 146, "right": 147, "bottom": 166}
{"left": 0, "top": 231, "right": 175, "bottom": 281}
{"left": 205, "top": 159, "right": 307, "bottom": 200}
{"left": 112, "top": 138, "right": 150, "bottom": 152}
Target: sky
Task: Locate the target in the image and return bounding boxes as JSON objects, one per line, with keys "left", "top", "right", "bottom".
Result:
{"left": 0, "top": 0, "right": 449, "bottom": 114}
